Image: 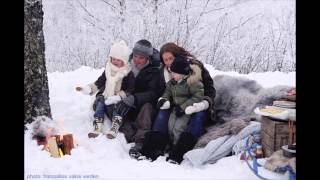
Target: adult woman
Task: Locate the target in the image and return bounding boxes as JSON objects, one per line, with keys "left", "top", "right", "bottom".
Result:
{"left": 130, "top": 43, "right": 217, "bottom": 164}
{"left": 159, "top": 42, "right": 217, "bottom": 128}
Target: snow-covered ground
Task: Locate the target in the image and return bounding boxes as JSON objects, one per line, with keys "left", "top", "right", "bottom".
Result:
{"left": 24, "top": 66, "right": 295, "bottom": 180}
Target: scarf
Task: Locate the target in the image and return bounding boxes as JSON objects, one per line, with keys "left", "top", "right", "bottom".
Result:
{"left": 163, "top": 67, "right": 172, "bottom": 83}
{"left": 103, "top": 59, "right": 131, "bottom": 97}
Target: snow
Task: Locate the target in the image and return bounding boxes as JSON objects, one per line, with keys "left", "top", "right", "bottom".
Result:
{"left": 24, "top": 66, "right": 295, "bottom": 180}
{"left": 204, "top": 64, "right": 295, "bottom": 88}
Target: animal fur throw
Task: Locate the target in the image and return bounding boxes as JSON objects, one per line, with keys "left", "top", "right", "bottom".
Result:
{"left": 196, "top": 75, "right": 293, "bottom": 148}
{"left": 264, "top": 150, "right": 296, "bottom": 174}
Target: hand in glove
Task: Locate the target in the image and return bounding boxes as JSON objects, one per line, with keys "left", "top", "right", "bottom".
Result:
{"left": 105, "top": 95, "right": 122, "bottom": 105}
{"left": 185, "top": 100, "right": 210, "bottom": 114}
{"left": 175, "top": 106, "right": 185, "bottom": 117}
{"left": 185, "top": 106, "right": 197, "bottom": 115}
{"left": 157, "top": 97, "right": 170, "bottom": 109}
{"left": 121, "top": 95, "right": 135, "bottom": 107}
{"left": 193, "top": 100, "right": 209, "bottom": 110}
{"left": 156, "top": 98, "right": 168, "bottom": 109}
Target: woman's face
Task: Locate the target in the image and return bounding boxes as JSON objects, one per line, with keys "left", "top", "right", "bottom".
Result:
{"left": 162, "top": 52, "right": 175, "bottom": 68}
{"left": 111, "top": 57, "right": 124, "bottom": 68}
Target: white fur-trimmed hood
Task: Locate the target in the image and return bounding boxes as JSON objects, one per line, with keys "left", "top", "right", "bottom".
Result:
{"left": 187, "top": 64, "right": 202, "bottom": 85}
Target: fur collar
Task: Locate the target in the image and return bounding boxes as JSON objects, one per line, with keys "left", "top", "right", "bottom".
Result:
{"left": 187, "top": 64, "right": 202, "bottom": 85}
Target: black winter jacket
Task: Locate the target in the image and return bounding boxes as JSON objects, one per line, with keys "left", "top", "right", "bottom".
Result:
{"left": 129, "top": 48, "right": 162, "bottom": 109}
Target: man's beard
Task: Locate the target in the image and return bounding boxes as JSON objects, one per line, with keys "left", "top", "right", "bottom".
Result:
{"left": 131, "top": 60, "right": 149, "bottom": 77}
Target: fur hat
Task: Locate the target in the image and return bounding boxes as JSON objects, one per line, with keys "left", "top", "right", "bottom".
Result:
{"left": 169, "top": 55, "right": 191, "bottom": 75}
{"left": 132, "top": 39, "right": 153, "bottom": 58}
{"left": 109, "top": 40, "right": 131, "bottom": 64}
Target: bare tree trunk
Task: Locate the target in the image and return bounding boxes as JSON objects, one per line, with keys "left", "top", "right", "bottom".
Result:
{"left": 24, "top": 0, "right": 52, "bottom": 125}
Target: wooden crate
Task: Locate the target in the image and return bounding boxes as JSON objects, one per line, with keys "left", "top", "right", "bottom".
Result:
{"left": 261, "top": 116, "right": 296, "bottom": 157}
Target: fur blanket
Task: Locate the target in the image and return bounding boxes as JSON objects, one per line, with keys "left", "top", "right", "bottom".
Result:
{"left": 264, "top": 150, "right": 296, "bottom": 174}
{"left": 196, "top": 75, "right": 293, "bottom": 148}
{"left": 195, "top": 117, "right": 250, "bottom": 148}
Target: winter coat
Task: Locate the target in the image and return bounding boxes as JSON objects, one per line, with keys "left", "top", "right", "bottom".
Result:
{"left": 129, "top": 48, "right": 162, "bottom": 109}
{"left": 161, "top": 65, "right": 205, "bottom": 143}
{"left": 161, "top": 66, "right": 204, "bottom": 110}
{"left": 90, "top": 70, "right": 135, "bottom": 111}
{"left": 159, "top": 58, "right": 216, "bottom": 125}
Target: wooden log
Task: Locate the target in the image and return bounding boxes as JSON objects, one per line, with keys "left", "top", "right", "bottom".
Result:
{"left": 55, "top": 135, "right": 64, "bottom": 155}
{"left": 47, "top": 137, "right": 60, "bottom": 158}
{"left": 63, "top": 134, "right": 74, "bottom": 155}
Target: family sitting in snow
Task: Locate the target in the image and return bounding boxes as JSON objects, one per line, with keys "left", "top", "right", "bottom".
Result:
{"left": 137, "top": 55, "right": 207, "bottom": 164}
{"left": 76, "top": 39, "right": 216, "bottom": 164}
{"left": 75, "top": 39, "right": 296, "bottom": 167}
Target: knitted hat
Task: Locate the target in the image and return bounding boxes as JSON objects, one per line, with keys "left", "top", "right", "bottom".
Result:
{"left": 169, "top": 55, "right": 191, "bottom": 75}
{"left": 132, "top": 39, "right": 153, "bottom": 58}
{"left": 109, "top": 40, "right": 131, "bottom": 64}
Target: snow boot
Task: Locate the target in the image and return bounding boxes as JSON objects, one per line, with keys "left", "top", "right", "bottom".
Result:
{"left": 129, "top": 143, "right": 143, "bottom": 160}
{"left": 106, "top": 115, "right": 122, "bottom": 139}
{"left": 167, "top": 132, "right": 197, "bottom": 164}
{"left": 88, "top": 118, "right": 104, "bottom": 138}
{"left": 140, "top": 131, "right": 168, "bottom": 161}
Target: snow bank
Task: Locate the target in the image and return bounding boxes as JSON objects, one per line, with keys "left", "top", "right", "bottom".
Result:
{"left": 25, "top": 65, "right": 294, "bottom": 180}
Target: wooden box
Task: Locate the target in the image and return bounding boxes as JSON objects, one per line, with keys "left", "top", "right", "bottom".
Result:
{"left": 261, "top": 116, "right": 296, "bottom": 157}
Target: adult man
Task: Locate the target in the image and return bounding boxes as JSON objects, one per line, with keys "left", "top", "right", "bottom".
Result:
{"left": 114, "top": 39, "right": 162, "bottom": 157}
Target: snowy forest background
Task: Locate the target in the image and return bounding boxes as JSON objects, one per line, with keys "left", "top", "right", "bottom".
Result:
{"left": 43, "top": 0, "right": 295, "bottom": 74}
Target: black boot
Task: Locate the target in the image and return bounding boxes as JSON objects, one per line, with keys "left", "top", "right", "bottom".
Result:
{"left": 129, "top": 142, "right": 143, "bottom": 159}
{"left": 140, "top": 131, "right": 168, "bottom": 161}
{"left": 167, "top": 132, "right": 197, "bottom": 164}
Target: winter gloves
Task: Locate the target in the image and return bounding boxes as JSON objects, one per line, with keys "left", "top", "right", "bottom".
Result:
{"left": 185, "top": 100, "right": 209, "bottom": 115}
{"left": 122, "top": 95, "right": 135, "bottom": 107}
{"left": 157, "top": 98, "right": 167, "bottom": 109}
{"left": 156, "top": 98, "right": 170, "bottom": 109}
{"left": 105, "top": 95, "right": 122, "bottom": 105}
{"left": 156, "top": 98, "right": 209, "bottom": 115}
{"left": 175, "top": 106, "right": 185, "bottom": 117}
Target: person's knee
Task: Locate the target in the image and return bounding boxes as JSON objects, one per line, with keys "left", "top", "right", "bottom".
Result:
{"left": 141, "top": 103, "right": 153, "bottom": 112}
{"left": 135, "top": 103, "right": 154, "bottom": 130}
{"left": 191, "top": 111, "right": 206, "bottom": 123}
{"left": 153, "top": 110, "right": 170, "bottom": 129}
{"left": 157, "top": 109, "right": 170, "bottom": 119}
{"left": 188, "top": 112, "right": 206, "bottom": 137}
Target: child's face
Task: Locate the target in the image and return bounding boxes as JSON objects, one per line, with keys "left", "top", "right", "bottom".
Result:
{"left": 171, "top": 72, "right": 184, "bottom": 82}
{"left": 111, "top": 57, "right": 124, "bottom": 68}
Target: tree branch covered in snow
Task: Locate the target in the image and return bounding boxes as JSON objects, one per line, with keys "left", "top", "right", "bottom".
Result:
{"left": 43, "top": 0, "right": 295, "bottom": 73}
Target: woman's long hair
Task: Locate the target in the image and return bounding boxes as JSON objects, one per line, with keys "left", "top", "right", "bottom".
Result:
{"left": 159, "top": 42, "right": 197, "bottom": 64}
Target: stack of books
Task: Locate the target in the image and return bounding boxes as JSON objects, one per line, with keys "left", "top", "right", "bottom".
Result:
{"left": 273, "top": 100, "right": 296, "bottom": 109}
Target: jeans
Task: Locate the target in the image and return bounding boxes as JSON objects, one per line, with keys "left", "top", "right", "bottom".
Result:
{"left": 152, "top": 109, "right": 171, "bottom": 135}
{"left": 93, "top": 95, "right": 132, "bottom": 120}
{"left": 152, "top": 109, "right": 206, "bottom": 138}
{"left": 186, "top": 111, "right": 206, "bottom": 138}
{"left": 94, "top": 99, "right": 105, "bottom": 119}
